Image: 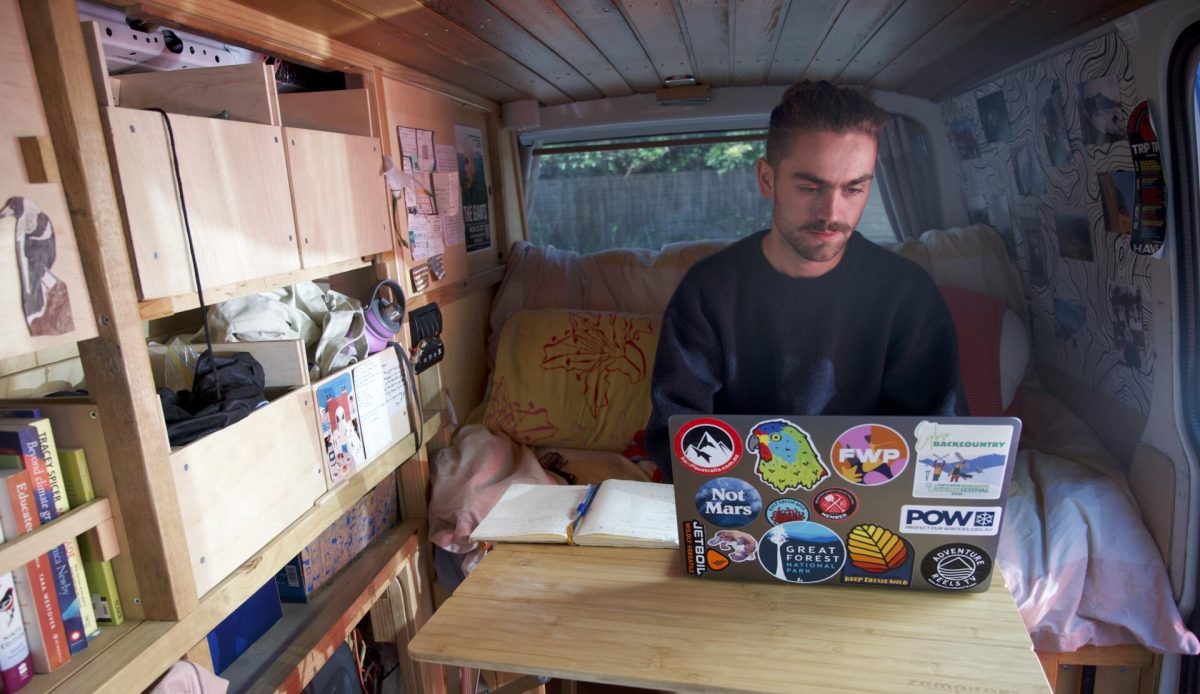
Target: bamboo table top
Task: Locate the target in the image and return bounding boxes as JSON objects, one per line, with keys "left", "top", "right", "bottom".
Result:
{"left": 409, "top": 544, "right": 1050, "bottom": 693}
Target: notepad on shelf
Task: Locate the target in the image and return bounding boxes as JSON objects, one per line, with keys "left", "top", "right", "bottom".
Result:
{"left": 470, "top": 480, "right": 678, "bottom": 549}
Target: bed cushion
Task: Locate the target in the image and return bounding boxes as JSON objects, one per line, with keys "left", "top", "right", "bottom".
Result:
{"left": 939, "top": 285, "right": 1029, "bottom": 415}
{"left": 484, "top": 308, "right": 659, "bottom": 451}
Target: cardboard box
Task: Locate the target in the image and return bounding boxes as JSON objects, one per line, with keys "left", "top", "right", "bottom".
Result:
{"left": 207, "top": 579, "right": 282, "bottom": 674}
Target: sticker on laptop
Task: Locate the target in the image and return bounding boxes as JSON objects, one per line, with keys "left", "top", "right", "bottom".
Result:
{"left": 705, "top": 549, "right": 731, "bottom": 571}
{"left": 747, "top": 419, "right": 829, "bottom": 493}
{"left": 842, "top": 524, "right": 914, "bottom": 587}
{"left": 812, "top": 487, "right": 858, "bottom": 521}
{"left": 695, "top": 477, "right": 761, "bottom": 527}
{"left": 675, "top": 418, "right": 743, "bottom": 475}
{"left": 707, "top": 529, "right": 758, "bottom": 563}
{"left": 682, "top": 519, "right": 709, "bottom": 577}
{"left": 831, "top": 424, "right": 910, "bottom": 486}
{"left": 758, "top": 521, "right": 846, "bottom": 583}
{"left": 911, "top": 421, "right": 1014, "bottom": 499}
{"left": 766, "top": 498, "right": 809, "bottom": 525}
{"left": 920, "top": 543, "right": 993, "bottom": 591}
{"left": 901, "top": 505, "right": 1002, "bottom": 536}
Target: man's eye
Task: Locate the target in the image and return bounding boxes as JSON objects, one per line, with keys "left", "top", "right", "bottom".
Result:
{"left": 798, "top": 186, "right": 820, "bottom": 194}
{"left": 846, "top": 188, "right": 865, "bottom": 197}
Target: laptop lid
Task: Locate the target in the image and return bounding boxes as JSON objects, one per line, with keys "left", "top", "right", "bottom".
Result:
{"left": 669, "top": 415, "right": 1021, "bottom": 592}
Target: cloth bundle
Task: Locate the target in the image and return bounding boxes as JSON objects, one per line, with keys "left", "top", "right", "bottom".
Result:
{"left": 157, "top": 351, "right": 267, "bottom": 447}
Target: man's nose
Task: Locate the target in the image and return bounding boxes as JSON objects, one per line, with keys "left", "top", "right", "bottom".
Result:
{"left": 814, "top": 190, "right": 843, "bottom": 226}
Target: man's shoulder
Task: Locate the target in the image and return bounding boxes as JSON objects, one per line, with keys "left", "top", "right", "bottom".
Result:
{"left": 684, "top": 231, "right": 763, "bottom": 280}
{"left": 855, "top": 236, "right": 937, "bottom": 285}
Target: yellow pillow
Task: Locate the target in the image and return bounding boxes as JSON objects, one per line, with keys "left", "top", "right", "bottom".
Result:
{"left": 484, "top": 309, "right": 659, "bottom": 451}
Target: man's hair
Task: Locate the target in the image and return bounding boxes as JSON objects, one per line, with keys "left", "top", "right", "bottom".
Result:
{"left": 765, "top": 80, "right": 887, "bottom": 166}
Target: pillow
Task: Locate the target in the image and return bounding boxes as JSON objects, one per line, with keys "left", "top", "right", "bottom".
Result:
{"left": 939, "top": 286, "right": 1029, "bottom": 416}
{"left": 484, "top": 309, "right": 659, "bottom": 451}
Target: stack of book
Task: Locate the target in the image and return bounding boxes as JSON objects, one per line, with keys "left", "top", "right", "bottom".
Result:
{"left": 0, "top": 409, "right": 124, "bottom": 689}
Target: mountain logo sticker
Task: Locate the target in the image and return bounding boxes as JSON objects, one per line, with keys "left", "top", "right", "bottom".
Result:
{"left": 675, "top": 418, "right": 743, "bottom": 475}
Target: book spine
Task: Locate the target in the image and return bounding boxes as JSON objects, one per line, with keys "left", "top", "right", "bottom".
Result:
{"left": 59, "top": 449, "right": 124, "bottom": 626}
{"left": 0, "top": 471, "right": 68, "bottom": 673}
{"left": 0, "top": 429, "right": 87, "bottom": 654}
{"left": 0, "top": 525, "right": 34, "bottom": 692}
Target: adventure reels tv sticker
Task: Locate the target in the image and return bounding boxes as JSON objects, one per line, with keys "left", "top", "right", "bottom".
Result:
{"left": 911, "top": 421, "right": 1013, "bottom": 499}
{"left": 694, "top": 477, "right": 761, "bottom": 528}
{"left": 758, "top": 521, "right": 845, "bottom": 583}
{"left": 747, "top": 419, "right": 829, "bottom": 493}
{"left": 921, "top": 543, "right": 993, "bottom": 591}
{"left": 831, "top": 423, "right": 909, "bottom": 486}
{"left": 842, "top": 524, "right": 914, "bottom": 587}
{"left": 675, "top": 418, "right": 742, "bottom": 475}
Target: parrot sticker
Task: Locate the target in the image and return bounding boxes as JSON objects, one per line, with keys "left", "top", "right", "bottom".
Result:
{"left": 747, "top": 419, "right": 829, "bottom": 493}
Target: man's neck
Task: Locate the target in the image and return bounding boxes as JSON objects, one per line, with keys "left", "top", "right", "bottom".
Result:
{"left": 760, "top": 228, "right": 848, "bottom": 279}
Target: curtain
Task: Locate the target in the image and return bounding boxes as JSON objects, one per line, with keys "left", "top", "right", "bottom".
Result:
{"left": 876, "top": 115, "right": 943, "bottom": 240}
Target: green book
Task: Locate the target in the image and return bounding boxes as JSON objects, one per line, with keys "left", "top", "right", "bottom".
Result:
{"left": 59, "top": 448, "right": 124, "bottom": 626}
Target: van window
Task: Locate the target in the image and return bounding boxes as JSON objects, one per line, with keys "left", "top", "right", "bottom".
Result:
{"left": 525, "top": 131, "right": 895, "bottom": 254}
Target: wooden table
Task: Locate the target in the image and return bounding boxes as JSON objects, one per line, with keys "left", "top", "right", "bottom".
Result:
{"left": 409, "top": 544, "right": 1051, "bottom": 693}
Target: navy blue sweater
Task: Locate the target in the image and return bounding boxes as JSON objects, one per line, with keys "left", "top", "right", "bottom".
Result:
{"left": 646, "top": 230, "right": 965, "bottom": 480}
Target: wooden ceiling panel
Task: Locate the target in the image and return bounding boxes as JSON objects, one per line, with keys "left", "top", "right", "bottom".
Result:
{"left": 676, "top": 0, "right": 732, "bottom": 88}
{"left": 489, "top": 0, "right": 634, "bottom": 97}
{"left": 614, "top": 0, "right": 694, "bottom": 82}
{"left": 837, "top": 0, "right": 965, "bottom": 84}
{"left": 765, "top": 0, "right": 844, "bottom": 85}
{"left": 731, "top": 0, "right": 788, "bottom": 86}
{"left": 806, "top": 0, "right": 904, "bottom": 81}
{"left": 554, "top": 0, "right": 661, "bottom": 93}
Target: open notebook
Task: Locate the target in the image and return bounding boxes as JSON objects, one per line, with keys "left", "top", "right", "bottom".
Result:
{"left": 470, "top": 480, "right": 678, "bottom": 548}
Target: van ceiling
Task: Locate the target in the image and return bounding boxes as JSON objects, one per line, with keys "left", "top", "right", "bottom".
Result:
{"left": 232, "top": 0, "right": 1152, "bottom": 105}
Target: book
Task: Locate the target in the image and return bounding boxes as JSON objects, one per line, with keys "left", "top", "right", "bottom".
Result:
{"left": 0, "top": 469, "right": 69, "bottom": 673}
{"left": 59, "top": 449, "right": 124, "bottom": 625}
{"left": 0, "top": 420, "right": 100, "bottom": 642}
{"left": 314, "top": 372, "right": 366, "bottom": 485}
{"left": 470, "top": 480, "right": 678, "bottom": 549}
{"left": 0, "top": 524, "right": 34, "bottom": 692}
{"left": 0, "top": 424, "right": 88, "bottom": 654}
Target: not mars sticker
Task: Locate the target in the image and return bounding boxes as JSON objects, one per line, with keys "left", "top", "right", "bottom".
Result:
{"left": 911, "top": 421, "right": 1013, "bottom": 499}
{"left": 674, "top": 418, "right": 742, "bottom": 475}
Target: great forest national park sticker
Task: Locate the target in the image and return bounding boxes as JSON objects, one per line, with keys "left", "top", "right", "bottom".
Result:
{"left": 695, "top": 477, "right": 761, "bottom": 528}
{"left": 901, "top": 505, "right": 1003, "bottom": 536}
{"left": 813, "top": 487, "right": 858, "bottom": 522}
{"left": 921, "top": 543, "right": 993, "bottom": 591}
{"left": 758, "top": 521, "right": 846, "bottom": 584}
{"left": 707, "top": 529, "right": 758, "bottom": 563}
{"left": 911, "top": 421, "right": 1013, "bottom": 499}
{"left": 675, "top": 418, "right": 742, "bottom": 475}
{"left": 842, "top": 524, "right": 914, "bottom": 587}
{"left": 682, "top": 519, "right": 709, "bottom": 576}
{"left": 766, "top": 498, "right": 809, "bottom": 525}
{"left": 747, "top": 419, "right": 829, "bottom": 493}
{"left": 831, "top": 423, "right": 910, "bottom": 486}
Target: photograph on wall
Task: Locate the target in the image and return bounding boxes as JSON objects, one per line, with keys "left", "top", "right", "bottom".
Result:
{"left": 1077, "top": 75, "right": 1126, "bottom": 146}
{"left": 976, "top": 91, "right": 1013, "bottom": 143}
{"left": 949, "top": 118, "right": 981, "bottom": 160}
{"left": 966, "top": 194, "right": 989, "bottom": 226}
{"left": 1011, "top": 144, "right": 1047, "bottom": 196}
{"left": 1022, "top": 217, "right": 1049, "bottom": 288}
{"left": 454, "top": 125, "right": 492, "bottom": 253}
{"left": 1108, "top": 281, "right": 1147, "bottom": 369}
{"left": 1097, "top": 170, "right": 1135, "bottom": 235}
{"left": 2, "top": 196, "right": 75, "bottom": 336}
{"left": 1054, "top": 210, "right": 1095, "bottom": 262}
{"left": 1053, "top": 297, "right": 1087, "bottom": 346}
{"left": 1035, "top": 78, "right": 1072, "bottom": 167}
{"left": 316, "top": 373, "right": 366, "bottom": 484}
{"left": 989, "top": 194, "right": 1018, "bottom": 262}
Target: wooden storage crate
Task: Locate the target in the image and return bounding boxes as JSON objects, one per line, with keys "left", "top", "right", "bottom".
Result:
{"left": 147, "top": 339, "right": 310, "bottom": 390}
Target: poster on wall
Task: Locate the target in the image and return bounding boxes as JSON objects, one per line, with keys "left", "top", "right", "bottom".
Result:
{"left": 1108, "top": 281, "right": 1147, "bottom": 369}
{"left": 454, "top": 125, "right": 492, "bottom": 254}
{"left": 1035, "top": 79, "right": 1072, "bottom": 168}
{"left": 1054, "top": 209, "right": 1095, "bottom": 262}
{"left": 1127, "top": 100, "right": 1166, "bottom": 257}
{"left": 3, "top": 196, "right": 76, "bottom": 337}
{"left": 1077, "top": 76, "right": 1125, "bottom": 146}
{"left": 976, "top": 91, "right": 1012, "bottom": 143}
{"left": 1021, "top": 217, "right": 1049, "bottom": 288}
{"left": 1097, "top": 170, "right": 1135, "bottom": 236}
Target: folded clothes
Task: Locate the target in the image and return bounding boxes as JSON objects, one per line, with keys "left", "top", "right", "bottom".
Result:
{"left": 158, "top": 350, "right": 267, "bottom": 447}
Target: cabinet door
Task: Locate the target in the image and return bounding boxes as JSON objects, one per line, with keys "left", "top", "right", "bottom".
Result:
{"left": 0, "top": 0, "right": 96, "bottom": 360}
{"left": 284, "top": 128, "right": 392, "bottom": 268}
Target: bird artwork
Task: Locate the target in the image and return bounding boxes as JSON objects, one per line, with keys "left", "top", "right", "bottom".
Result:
{"left": 2, "top": 196, "right": 74, "bottom": 336}
{"left": 748, "top": 419, "right": 829, "bottom": 493}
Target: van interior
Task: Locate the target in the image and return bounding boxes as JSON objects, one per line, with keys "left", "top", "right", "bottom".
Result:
{"left": 2, "top": 0, "right": 1200, "bottom": 692}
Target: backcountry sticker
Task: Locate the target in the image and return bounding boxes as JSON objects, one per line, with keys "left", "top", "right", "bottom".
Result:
{"left": 758, "top": 521, "right": 846, "bottom": 584}
{"left": 747, "top": 419, "right": 829, "bottom": 493}
{"left": 921, "top": 543, "right": 993, "bottom": 591}
{"left": 831, "top": 423, "right": 910, "bottom": 486}
{"left": 675, "top": 418, "right": 742, "bottom": 475}
{"left": 707, "top": 529, "right": 758, "bottom": 562}
{"left": 766, "top": 498, "right": 809, "bottom": 525}
{"left": 842, "top": 524, "right": 914, "bottom": 587}
{"left": 813, "top": 487, "right": 858, "bottom": 521}
{"left": 682, "top": 519, "right": 709, "bottom": 577}
{"left": 912, "top": 421, "right": 1013, "bottom": 499}
{"left": 694, "top": 477, "right": 761, "bottom": 528}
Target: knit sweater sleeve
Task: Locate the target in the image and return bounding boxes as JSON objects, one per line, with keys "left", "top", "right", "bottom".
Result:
{"left": 880, "top": 272, "right": 968, "bottom": 417}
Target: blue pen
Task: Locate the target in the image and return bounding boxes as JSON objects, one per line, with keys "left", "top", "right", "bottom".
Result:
{"left": 568, "top": 484, "right": 599, "bottom": 544}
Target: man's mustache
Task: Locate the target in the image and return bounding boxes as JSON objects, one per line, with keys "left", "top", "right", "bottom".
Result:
{"left": 800, "top": 222, "right": 852, "bottom": 233}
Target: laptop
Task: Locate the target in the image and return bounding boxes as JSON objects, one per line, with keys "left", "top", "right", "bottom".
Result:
{"left": 669, "top": 415, "right": 1022, "bottom": 592}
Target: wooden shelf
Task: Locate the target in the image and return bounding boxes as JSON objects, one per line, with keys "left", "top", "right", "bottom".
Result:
{"left": 221, "top": 523, "right": 421, "bottom": 692}
{"left": 39, "top": 412, "right": 440, "bottom": 694}
{"left": 0, "top": 498, "right": 112, "bottom": 576}
{"left": 24, "top": 620, "right": 142, "bottom": 694}
{"left": 407, "top": 265, "right": 505, "bottom": 311}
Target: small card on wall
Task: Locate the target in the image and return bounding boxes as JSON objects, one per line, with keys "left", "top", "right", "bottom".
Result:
{"left": 410, "top": 264, "right": 431, "bottom": 293}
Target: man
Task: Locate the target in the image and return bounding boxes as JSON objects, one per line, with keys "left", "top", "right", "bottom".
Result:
{"left": 645, "top": 80, "right": 965, "bottom": 481}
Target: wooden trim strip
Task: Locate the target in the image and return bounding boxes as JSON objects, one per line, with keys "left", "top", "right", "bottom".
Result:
{"left": 407, "top": 265, "right": 506, "bottom": 312}
{"left": 1036, "top": 645, "right": 1154, "bottom": 668}
{"left": 24, "top": 620, "right": 142, "bottom": 694}
{"left": 0, "top": 499, "right": 113, "bottom": 577}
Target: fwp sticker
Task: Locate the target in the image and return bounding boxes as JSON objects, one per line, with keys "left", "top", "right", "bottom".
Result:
{"left": 747, "top": 419, "right": 829, "bottom": 493}
{"left": 912, "top": 421, "right": 1012, "bottom": 499}
{"left": 831, "top": 424, "right": 909, "bottom": 486}
{"left": 675, "top": 418, "right": 742, "bottom": 475}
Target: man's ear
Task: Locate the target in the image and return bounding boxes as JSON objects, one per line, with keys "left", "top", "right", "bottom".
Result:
{"left": 756, "top": 158, "right": 774, "bottom": 200}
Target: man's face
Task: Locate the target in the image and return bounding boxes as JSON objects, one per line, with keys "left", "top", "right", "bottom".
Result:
{"left": 756, "top": 129, "right": 878, "bottom": 276}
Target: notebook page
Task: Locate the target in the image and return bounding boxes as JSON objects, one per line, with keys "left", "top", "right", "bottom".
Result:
{"left": 575, "top": 480, "right": 678, "bottom": 548}
{"left": 470, "top": 483, "right": 589, "bottom": 543}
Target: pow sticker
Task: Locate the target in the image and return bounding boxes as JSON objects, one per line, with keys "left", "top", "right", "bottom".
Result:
{"left": 747, "top": 419, "right": 829, "bottom": 493}
{"left": 757, "top": 521, "right": 845, "bottom": 584}
{"left": 831, "top": 424, "right": 910, "bottom": 486}
{"left": 842, "top": 524, "right": 914, "bottom": 587}
{"left": 675, "top": 418, "right": 742, "bottom": 475}
{"left": 707, "top": 529, "right": 758, "bottom": 562}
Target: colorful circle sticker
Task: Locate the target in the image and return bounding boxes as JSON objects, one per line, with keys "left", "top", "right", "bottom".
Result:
{"left": 674, "top": 418, "right": 742, "bottom": 475}
{"left": 920, "top": 543, "right": 993, "bottom": 591}
{"left": 694, "top": 477, "right": 761, "bottom": 527}
{"left": 707, "top": 529, "right": 759, "bottom": 563}
{"left": 766, "top": 498, "right": 809, "bottom": 525}
{"left": 757, "top": 521, "right": 846, "bottom": 584}
{"left": 831, "top": 423, "right": 910, "bottom": 486}
{"left": 813, "top": 487, "right": 858, "bottom": 521}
